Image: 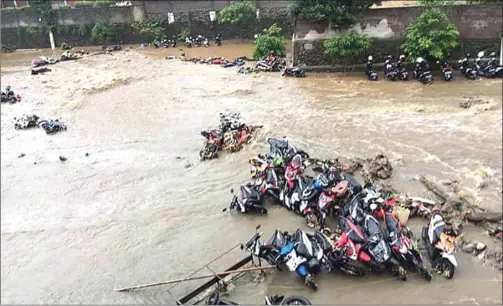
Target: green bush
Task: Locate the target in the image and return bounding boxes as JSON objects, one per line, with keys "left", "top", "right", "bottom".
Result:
{"left": 1, "top": 7, "right": 16, "bottom": 11}
{"left": 177, "top": 27, "right": 190, "bottom": 41}
{"left": 91, "top": 21, "right": 117, "bottom": 42}
{"left": 253, "top": 36, "right": 286, "bottom": 60}
{"left": 26, "top": 27, "right": 40, "bottom": 36}
{"left": 93, "top": 0, "right": 116, "bottom": 7}
{"left": 262, "top": 23, "right": 282, "bottom": 37}
{"left": 60, "top": 42, "right": 72, "bottom": 50}
{"left": 218, "top": 0, "right": 256, "bottom": 25}
{"left": 323, "top": 29, "right": 372, "bottom": 63}
{"left": 289, "top": 0, "right": 381, "bottom": 30}
{"left": 401, "top": 8, "right": 459, "bottom": 60}
{"left": 58, "top": 4, "right": 72, "bottom": 9}
{"left": 75, "top": 1, "right": 94, "bottom": 8}
{"left": 131, "top": 18, "right": 168, "bottom": 39}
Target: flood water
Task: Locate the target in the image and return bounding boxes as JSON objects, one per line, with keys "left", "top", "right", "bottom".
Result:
{"left": 1, "top": 42, "right": 502, "bottom": 304}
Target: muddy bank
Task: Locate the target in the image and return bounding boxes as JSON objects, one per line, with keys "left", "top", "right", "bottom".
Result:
{"left": 1, "top": 49, "right": 502, "bottom": 304}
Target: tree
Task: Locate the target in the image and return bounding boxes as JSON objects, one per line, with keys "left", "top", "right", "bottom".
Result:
{"left": 28, "top": 0, "right": 57, "bottom": 31}
{"left": 401, "top": 8, "right": 460, "bottom": 60}
{"left": 91, "top": 21, "right": 117, "bottom": 43}
{"left": 288, "top": 0, "right": 381, "bottom": 30}
{"left": 131, "top": 18, "right": 167, "bottom": 39}
{"left": 323, "top": 29, "right": 372, "bottom": 63}
{"left": 253, "top": 24, "right": 286, "bottom": 59}
{"left": 218, "top": 0, "right": 256, "bottom": 25}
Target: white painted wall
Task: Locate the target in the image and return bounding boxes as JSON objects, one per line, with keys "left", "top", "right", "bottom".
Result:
{"left": 294, "top": 19, "right": 395, "bottom": 41}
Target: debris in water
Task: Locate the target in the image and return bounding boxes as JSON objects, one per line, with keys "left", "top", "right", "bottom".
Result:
{"left": 462, "top": 243, "right": 475, "bottom": 253}
{"left": 31, "top": 67, "right": 52, "bottom": 75}
{"left": 59, "top": 156, "right": 67, "bottom": 162}
{"left": 18, "top": 153, "right": 25, "bottom": 158}
{"left": 85, "top": 152, "right": 90, "bottom": 157}
{"left": 14, "top": 114, "right": 40, "bottom": 130}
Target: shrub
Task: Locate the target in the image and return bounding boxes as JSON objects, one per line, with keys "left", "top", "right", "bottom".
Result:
{"left": 218, "top": 0, "right": 255, "bottom": 25}
{"left": 323, "top": 29, "right": 372, "bottom": 63}
{"left": 60, "top": 42, "right": 72, "bottom": 50}
{"left": 75, "top": 1, "right": 94, "bottom": 8}
{"left": 26, "top": 27, "right": 40, "bottom": 36}
{"left": 59, "top": 4, "right": 72, "bottom": 9}
{"left": 93, "top": 0, "right": 116, "bottom": 7}
{"left": 177, "top": 27, "right": 190, "bottom": 41}
{"left": 91, "top": 21, "right": 117, "bottom": 42}
{"left": 78, "top": 23, "right": 92, "bottom": 36}
{"left": 262, "top": 23, "right": 282, "bottom": 37}
{"left": 253, "top": 36, "right": 286, "bottom": 60}
{"left": 401, "top": 8, "right": 459, "bottom": 60}
{"left": 131, "top": 18, "right": 167, "bottom": 39}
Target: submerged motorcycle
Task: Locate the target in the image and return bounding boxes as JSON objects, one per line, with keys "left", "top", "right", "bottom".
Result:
{"left": 38, "top": 119, "right": 67, "bottom": 134}
{"left": 282, "top": 67, "right": 307, "bottom": 77}
{"left": 229, "top": 185, "right": 267, "bottom": 214}
{"left": 207, "top": 287, "right": 312, "bottom": 305}
{"left": 459, "top": 54, "right": 478, "bottom": 80}
{"left": 364, "top": 55, "right": 379, "bottom": 81}
{"left": 421, "top": 212, "right": 458, "bottom": 279}
{"left": 437, "top": 57, "right": 453, "bottom": 81}
{"left": 413, "top": 57, "right": 433, "bottom": 84}
{"left": 267, "top": 137, "right": 310, "bottom": 165}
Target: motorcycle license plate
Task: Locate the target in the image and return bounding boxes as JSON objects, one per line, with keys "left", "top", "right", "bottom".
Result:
{"left": 285, "top": 250, "right": 304, "bottom": 271}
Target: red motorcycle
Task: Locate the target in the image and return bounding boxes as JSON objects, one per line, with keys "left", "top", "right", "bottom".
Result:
{"left": 304, "top": 180, "right": 349, "bottom": 230}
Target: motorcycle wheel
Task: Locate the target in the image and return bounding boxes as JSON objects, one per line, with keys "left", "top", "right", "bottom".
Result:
{"left": 417, "top": 266, "right": 432, "bottom": 281}
{"left": 281, "top": 296, "right": 312, "bottom": 305}
{"left": 260, "top": 207, "right": 268, "bottom": 215}
{"left": 305, "top": 212, "right": 318, "bottom": 229}
{"left": 304, "top": 274, "right": 318, "bottom": 291}
{"left": 297, "top": 150, "right": 310, "bottom": 159}
{"left": 441, "top": 259, "right": 455, "bottom": 279}
{"left": 339, "top": 261, "right": 367, "bottom": 277}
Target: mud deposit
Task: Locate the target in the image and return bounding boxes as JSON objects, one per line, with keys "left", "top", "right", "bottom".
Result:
{"left": 1, "top": 46, "right": 502, "bottom": 304}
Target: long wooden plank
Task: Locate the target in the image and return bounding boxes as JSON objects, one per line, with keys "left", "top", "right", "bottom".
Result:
{"left": 177, "top": 255, "right": 253, "bottom": 305}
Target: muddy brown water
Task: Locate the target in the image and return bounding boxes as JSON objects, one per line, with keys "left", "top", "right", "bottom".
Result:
{"left": 1, "top": 43, "right": 502, "bottom": 304}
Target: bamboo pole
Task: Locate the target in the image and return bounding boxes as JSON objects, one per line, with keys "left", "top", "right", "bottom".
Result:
{"left": 114, "top": 265, "right": 276, "bottom": 292}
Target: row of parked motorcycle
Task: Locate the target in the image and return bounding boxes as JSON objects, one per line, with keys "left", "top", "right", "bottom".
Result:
{"left": 226, "top": 137, "right": 459, "bottom": 290}
{"left": 364, "top": 51, "right": 502, "bottom": 84}
{"left": 255, "top": 51, "right": 307, "bottom": 78}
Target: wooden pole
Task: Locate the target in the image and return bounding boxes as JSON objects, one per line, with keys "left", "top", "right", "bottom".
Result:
{"left": 114, "top": 265, "right": 276, "bottom": 292}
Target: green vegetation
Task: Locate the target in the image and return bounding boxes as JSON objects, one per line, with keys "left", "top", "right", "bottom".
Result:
{"left": 131, "top": 18, "right": 168, "bottom": 39}
{"left": 27, "top": 0, "right": 57, "bottom": 31}
{"left": 253, "top": 24, "right": 286, "bottom": 60}
{"left": 0, "top": 5, "right": 30, "bottom": 11}
{"left": 178, "top": 27, "right": 190, "bottom": 41}
{"left": 323, "top": 29, "right": 372, "bottom": 63}
{"left": 75, "top": 1, "right": 94, "bottom": 7}
{"left": 78, "top": 24, "right": 93, "bottom": 37}
{"left": 417, "top": 0, "right": 451, "bottom": 5}
{"left": 93, "top": 0, "right": 117, "bottom": 7}
{"left": 59, "top": 4, "right": 72, "bottom": 9}
{"left": 91, "top": 21, "right": 117, "bottom": 43}
{"left": 218, "top": 0, "right": 256, "bottom": 25}
{"left": 288, "top": 0, "right": 381, "bottom": 30}
{"left": 401, "top": 8, "right": 459, "bottom": 60}
{"left": 60, "top": 42, "right": 72, "bottom": 50}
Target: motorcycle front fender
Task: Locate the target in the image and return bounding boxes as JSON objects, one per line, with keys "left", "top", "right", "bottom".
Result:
{"left": 442, "top": 253, "right": 458, "bottom": 267}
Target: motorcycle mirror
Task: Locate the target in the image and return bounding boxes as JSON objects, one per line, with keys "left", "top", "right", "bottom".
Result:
{"left": 256, "top": 224, "right": 261, "bottom": 230}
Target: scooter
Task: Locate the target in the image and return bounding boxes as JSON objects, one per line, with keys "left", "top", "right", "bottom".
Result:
{"left": 421, "top": 212, "right": 458, "bottom": 279}
{"left": 229, "top": 185, "right": 267, "bottom": 214}
{"left": 413, "top": 57, "right": 432, "bottom": 85}
{"left": 267, "top": 137, "right": 310, "bottom": 164}
{"left": 282, "top": 67, "right": 307, "bottom": 77}
{"left": 384, "top": 55, "right": 398, "bottom": 81}
{"left": 458, "top": 54, "right": 477, "bottom": 80}
{"left": 486, "top": 51, "right": 503, "bottom": 78}
{"left": 38, "top": 119, "right": 67, "bottom": 134}
{"left": 437, "top": 58, "right": 453, "bottom": 81}
{"left": 365, "top": 55, "right": 379, "bottom": 81}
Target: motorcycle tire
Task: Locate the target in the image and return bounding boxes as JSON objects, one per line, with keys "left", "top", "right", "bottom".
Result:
{"left": 281, "top": 296, "right": 312, "bottom": 305}
{"left": 441, "top": 259, "right": 455, "bottom": 279}
{"left": 417, "top": 266, "right": 432, "bottom": 281}
{"left": 305, "top": 212, "right": 318, "bottom": 229}
{"left": 297, "top": 150, "right": 310, "bottom": 159}
{"left": 260, "top": 207, "right": 268, "bottom": 215}
{"left": 339, "top": 261, "right": 367, "bottom": 277}
{"left": 304, "top": 274, "right": 318, "bottom": 291}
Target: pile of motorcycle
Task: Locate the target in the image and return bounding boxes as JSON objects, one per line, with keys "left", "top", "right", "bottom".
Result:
{"left": 255, "top": 54, "right": 307, "bottom": 78}
{"left": 228, "top": 137, "right": 459, "bottom": 290}
{"left": 199, "top": 112, "right": 262, "bottom": 161}
{"left": 13, "top": 114, "right": 68, "bottom": 134}
{"left": 1, "top": 86, "right": 22, "bottom": 104}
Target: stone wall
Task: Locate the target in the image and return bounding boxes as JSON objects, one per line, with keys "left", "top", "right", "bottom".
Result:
{"left": 293, "top": 4, "right": 503, "bottom": 67}
{"left": 1, "top": 1, "right": 292, "bottom": 49}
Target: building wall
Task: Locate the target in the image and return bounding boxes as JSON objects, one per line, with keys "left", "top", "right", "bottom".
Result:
{"left": 293, "top": 4, "right": 503, "bottom": 67}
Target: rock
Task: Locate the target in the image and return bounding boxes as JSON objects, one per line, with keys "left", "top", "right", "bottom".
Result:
{"left": 18, "top": 153, "right": 25, "bottom": 158}
{"left": 59, "top": 155, "right": 67, "bottom": 162}
{"left": 476, "top": 242, "right": 487, "bottom": 252}
{"left": 462, "top": 243, "right": 475, "bottom": 253}
{"left": 184, "top": 161, "right": 193, "bottom": 168}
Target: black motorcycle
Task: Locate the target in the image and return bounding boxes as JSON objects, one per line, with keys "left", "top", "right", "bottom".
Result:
{"left": 38, "top": 119, "right": 67, "bottom": 134}
{"left": 413, "top": 58, "right": 432, "bottom": 84}
{"left": 476, "top": 51, "right": 503, "bottom": 78}
{"left": 229, "top": 185, "right": 267, "bottom": 214}
{"left": 486, "top": 52, "right": 503, "bottom": 78}
{"left": 396, "top": 55, "right": 409, "bottom": 81}
{"left": 364, "top": 56, "right": 379, "bottom": 81}
{"left": 281, "top": 67, "right": 307, "bottom": 78}
{"left": 14, "top": 114, "right": 40, "bottom": 130}
{"left": 215, "top": 34, "right": 222, "bottom": 46}
{"left": 384, "top": 56, "right": 398, "bottom": 81}
{"left": 267, "top": 137, "right": 309, "bottom": 165}
{"left": 459, "top": 54, "right": 477, "bottom": 80}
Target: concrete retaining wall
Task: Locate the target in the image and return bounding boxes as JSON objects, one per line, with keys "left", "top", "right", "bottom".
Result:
{"left": 293, "top": 4, "right": 503, "bottom": 67}
{"left": 0, "top": 1, "right": 292, "bottom": 49}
